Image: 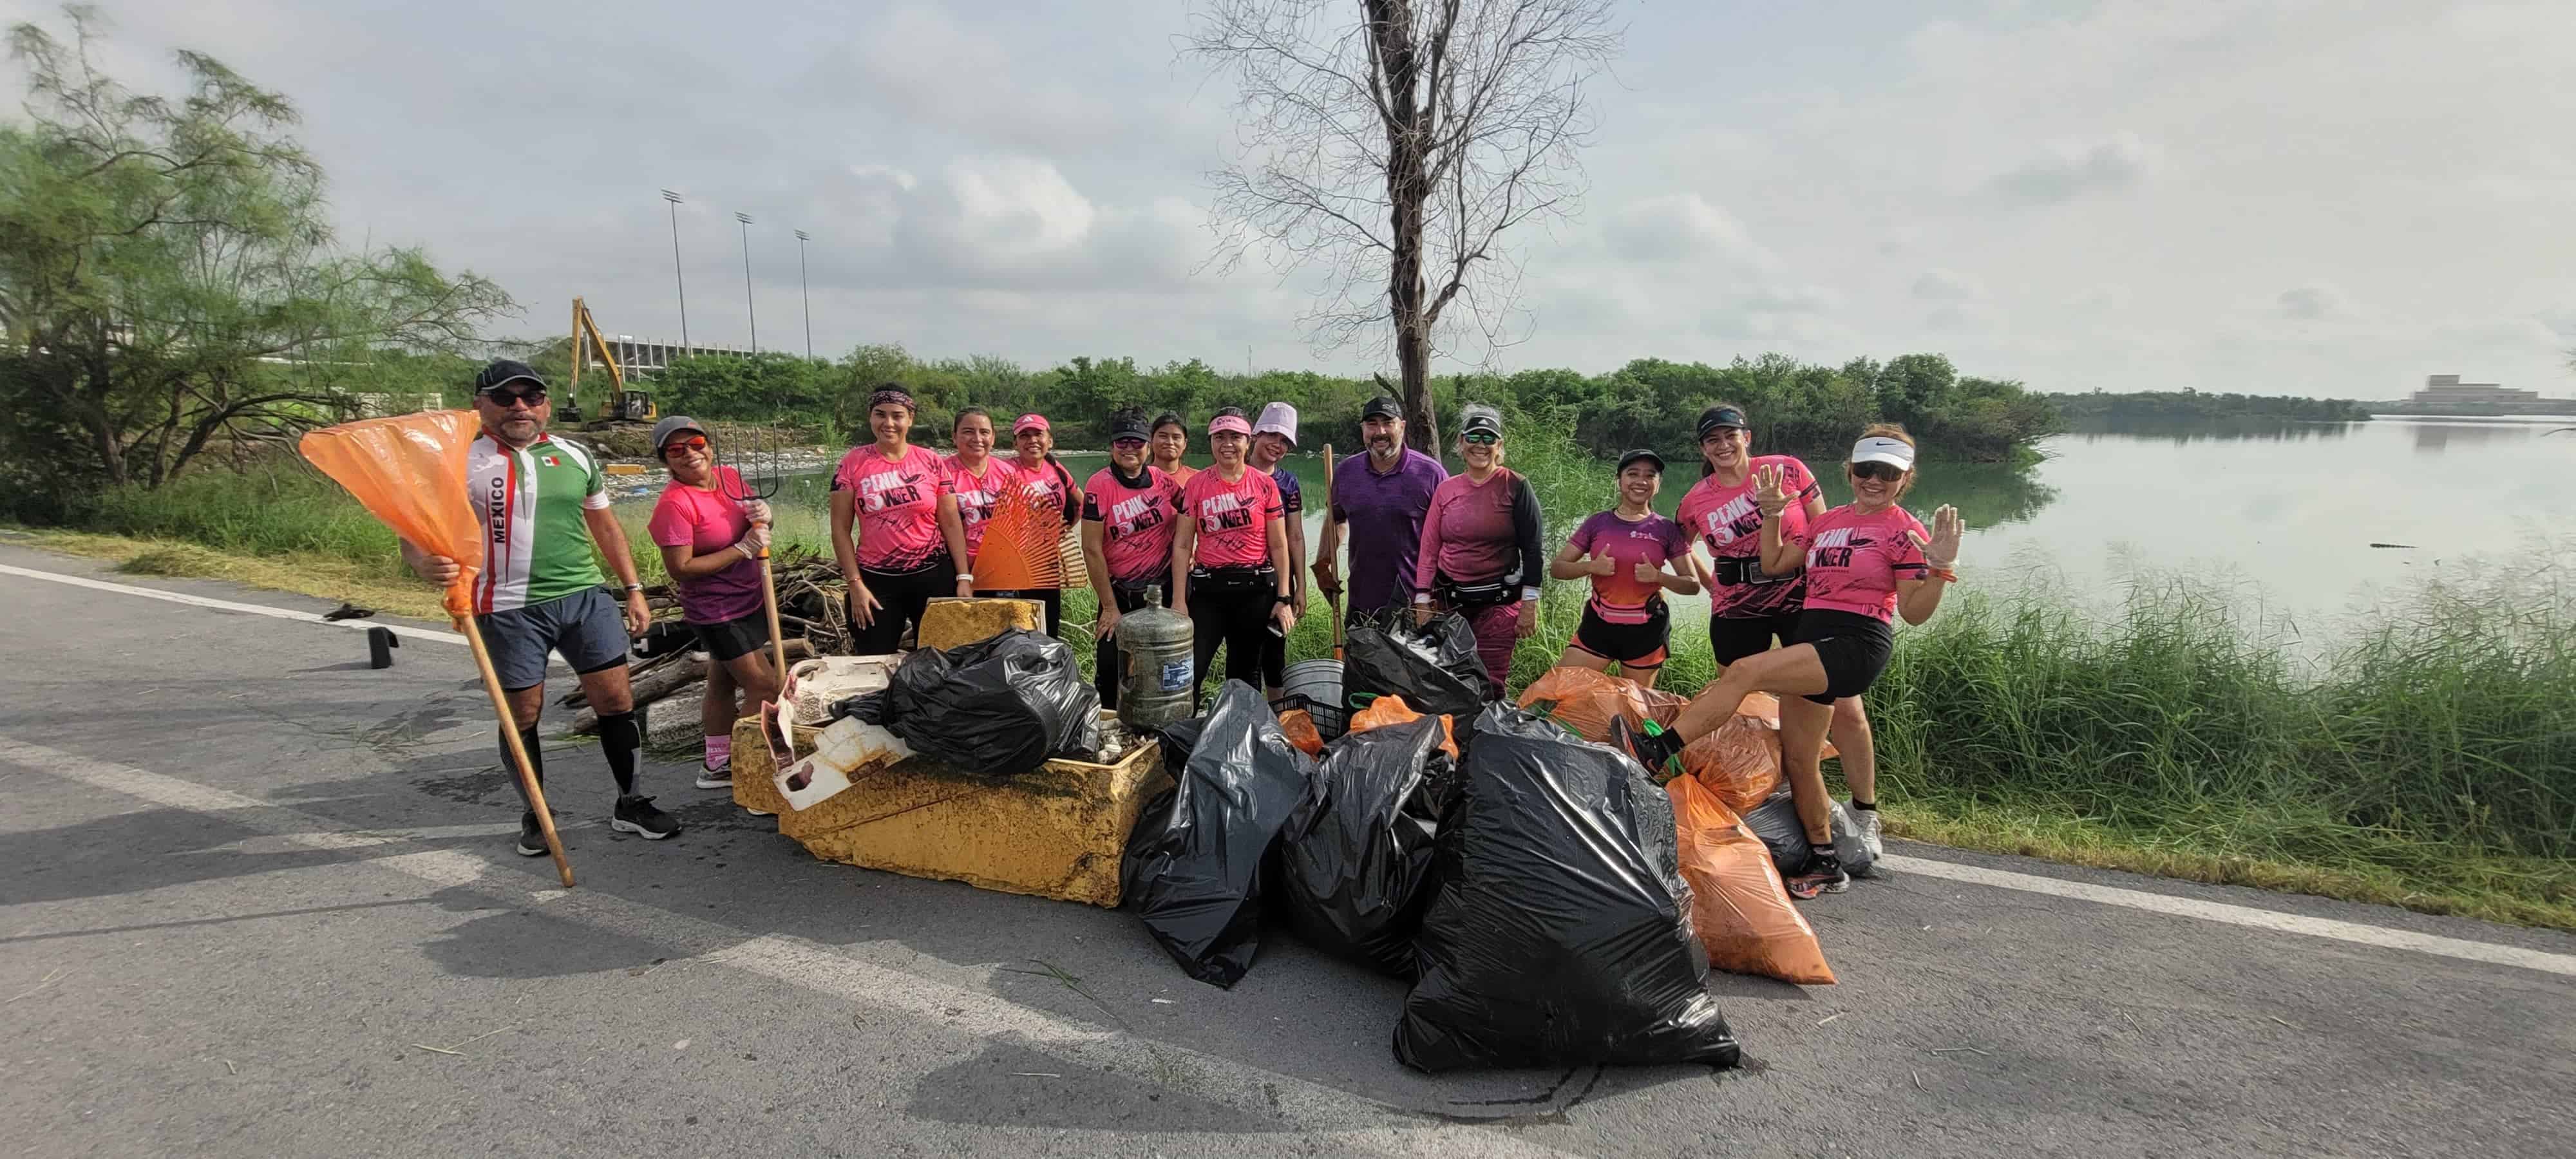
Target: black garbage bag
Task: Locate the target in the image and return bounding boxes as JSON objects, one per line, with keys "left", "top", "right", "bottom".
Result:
{"left": 869, "top": 628, "right": 1100, "bottom": 778}
{"left": 1276, "top": 715, "right": 1455, "bottom": 977}
{"left": 1121, "top": 681, "right": 1319, "bottom": 988}
{"left": 1741, "top": 792, "right": 1876, "bottom": 878}
{"left": 1344, "top": 609, "right": 1492, "bottom": 719}
{"left": 1395, "top": 704, "right": 1740, "bottom": 1072}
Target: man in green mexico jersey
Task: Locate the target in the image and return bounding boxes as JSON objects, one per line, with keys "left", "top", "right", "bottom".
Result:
{"left": 402, "top": 359, "right": 679, "bottom": 854}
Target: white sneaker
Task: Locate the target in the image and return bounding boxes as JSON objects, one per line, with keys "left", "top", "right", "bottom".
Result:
{"left": 1852, "top": 806, "right": 1884, "bottom": 860}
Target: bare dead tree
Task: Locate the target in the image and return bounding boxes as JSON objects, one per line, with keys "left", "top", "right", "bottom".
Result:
{"left": 1188, "top": 0, "right": 1619, "bottom": 452}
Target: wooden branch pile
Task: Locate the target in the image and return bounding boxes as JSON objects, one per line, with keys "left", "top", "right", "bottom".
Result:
{"left": 561, "top": 545, "right": 846, "bottom": 733}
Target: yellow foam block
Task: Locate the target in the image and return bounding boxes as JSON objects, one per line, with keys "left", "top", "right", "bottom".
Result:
{"left": 916, "top": 597, "right": 1042, "bottom": 652}
{"left": 730, "top": 711, "right": 1166, "bottom": 907}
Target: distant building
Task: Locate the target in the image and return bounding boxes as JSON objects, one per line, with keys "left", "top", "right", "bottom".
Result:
{"left": 2409, "top": 374, "right": 2539, "bottom": 407}
{"left": 585, "top": 335, "right": 755, "bottom": 379}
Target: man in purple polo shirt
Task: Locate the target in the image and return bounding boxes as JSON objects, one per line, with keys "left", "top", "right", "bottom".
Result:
{"left": 1314, "top": 395, "right": 1449, "bottom": 619}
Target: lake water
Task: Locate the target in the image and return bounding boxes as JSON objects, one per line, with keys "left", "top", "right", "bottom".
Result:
{"left": 660, "top": 414, "right": 2572, "bottom": 634}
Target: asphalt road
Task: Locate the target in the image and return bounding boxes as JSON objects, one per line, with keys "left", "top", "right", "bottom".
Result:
{"left": 2, "top": 540, "right": 2571, "bottom": 1158}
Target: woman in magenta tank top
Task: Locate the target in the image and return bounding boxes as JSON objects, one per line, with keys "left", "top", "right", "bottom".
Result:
{"left": 1622, "top": 424, "right": 1964, "bottom": 899}
{"left": 1545, "top": 449, "right": 1696, "bottom": 686}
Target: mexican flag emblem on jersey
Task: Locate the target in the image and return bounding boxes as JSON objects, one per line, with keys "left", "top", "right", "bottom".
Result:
{"left": 542, "top": 455, "right": 561, "bottom": 467}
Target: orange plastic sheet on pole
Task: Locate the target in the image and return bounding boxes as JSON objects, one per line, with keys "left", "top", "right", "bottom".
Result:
{"left": 297, "top": 410, "right": 485, "bottom": 624}
{"left": 1667, "top": 773, "right": 1836, "bottom": 985}
{"left": 1347, "top": 695, "right": 1457, "bottom": 760}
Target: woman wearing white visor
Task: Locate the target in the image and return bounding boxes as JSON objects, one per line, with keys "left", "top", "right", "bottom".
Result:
{"left": 1619, "top": 424, "right": 1963, "bottom": 898}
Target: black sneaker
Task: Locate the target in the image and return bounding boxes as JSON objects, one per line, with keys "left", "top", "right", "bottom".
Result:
{"left": 516, "top": 811, "right": 547, "bottom": 858}
{"left": 611, "top": 795, "right": 680, "bottom": 840}
{"left": 1609, "top": 716, "right": 1685, "bottom": 782}
{"left": 694, "top": 762, "right": 733, "bottom": 791}
{"left": 1785, "top": 851, "right": 1851, "bottom": 900}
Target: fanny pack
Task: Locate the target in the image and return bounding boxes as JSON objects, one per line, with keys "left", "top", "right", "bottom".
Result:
{"left": 1111, "top": 570, "right": 1172, "bottom": 596}
{"left": 1713, "top": 556, "right": 1789, "bottom": 587}
{"left": 1189, "top": 565, "right": 1275, "bottom": 594}
{"left": 1436, "top": 573, "right": 1521, "bottom": 609}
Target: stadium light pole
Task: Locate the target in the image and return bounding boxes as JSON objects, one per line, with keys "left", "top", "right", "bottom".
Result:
{"left": 734, "top": 212, "right": 758, "bottom": 355}
{"left": 659, "top": 190, "right": 690, "bottom": 352}
{"left": 793, "top": 229, "right": 813, "bottom": 360}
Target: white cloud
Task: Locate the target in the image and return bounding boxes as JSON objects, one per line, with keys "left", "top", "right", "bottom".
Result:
{"left": 1602, "top": 194, "right": 1774, "bottom": 270}
{"left": 2277, "top": 285, "right": 2346, "bottom": 321}
{"left": 1985, "top": 133, "right": 2155, "bottom": 205}
{"left": 1913, "top": 270, "right": 1982, "bottom": 303}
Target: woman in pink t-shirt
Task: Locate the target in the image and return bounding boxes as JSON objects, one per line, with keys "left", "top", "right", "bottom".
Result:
{"left": 647, "top": 418, "right": 782, "bottom": 787}
{"left": 1621, "top": 424, "right": 1963, "bottom": 899}
{"left": 994, "top": 413, "right": 1084, "bottom": 637}
{"left": 943, "top": 407, "right": 1012, "bottom": 565}
{"left": 828, "top": 385, "right": 973, "bottom": 655}
{"left": 1081, "top": 408, "right": 1185, "bottom": 710}
{"left": 1170, "top": 408, "right": 1294, "bottom": 706}
{"left": 1675, "top": 401, "right": 1882, "bottom": 859}
{"left": 1545, "top": 449, "right": 1697, "bottom": 686}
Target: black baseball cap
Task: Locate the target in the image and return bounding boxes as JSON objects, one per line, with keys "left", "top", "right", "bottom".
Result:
{"left": 1457, "top": 405, "right": 1504, "bottom": 438}
{"left": 1616, "top": 448, "right": 1665, "bottom": 474}
{"left": 475, "top": 359, "right": 545, "bottom": 395}
{"left": 1108, "top": 413, "right": 1152, "bottom": 443}
{"left": 1696, "top": 404, "right": 1748, "bottom": 439}
{"left": 1361, "top": 395, "right": 1403, "bottom": 421}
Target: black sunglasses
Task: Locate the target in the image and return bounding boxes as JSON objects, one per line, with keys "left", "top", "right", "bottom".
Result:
{"left": 481, "top": 385, "right": 547, "bottom": 408}
{"left": 1849, "top": 462, "right": 1905, "bottom": 482}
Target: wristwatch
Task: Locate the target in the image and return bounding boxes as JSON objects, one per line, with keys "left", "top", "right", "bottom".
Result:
{"left": 957, "top": 572, "right": 976, "bottom": 583}
{"left": 622, "top": 582, "right": 643, "bottom": 593}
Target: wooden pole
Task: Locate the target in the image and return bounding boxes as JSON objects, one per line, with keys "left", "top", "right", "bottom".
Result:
{"left": 461, "top": 612, "right": 574, "bottom": 887}
{"left": 1321, "top": 443, "right": 1343, "bottom": 660}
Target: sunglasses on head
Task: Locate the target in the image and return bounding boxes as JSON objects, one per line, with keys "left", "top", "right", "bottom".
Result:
{"left": 481, "top": 385, "right": 546, "bottom": 408}
{"left": 661, "top": 436, "right": 709, "bottom": 457}
{"left": 1462, "top": 430, "right": 1501, "bottom": 446}
{"left": 1849, "top": 461, "right": 1905, "bottom": 482}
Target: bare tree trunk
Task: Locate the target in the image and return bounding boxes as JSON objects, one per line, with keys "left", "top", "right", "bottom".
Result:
{"left": 1369, "top": 0, "right": 1442, "bottom": 454}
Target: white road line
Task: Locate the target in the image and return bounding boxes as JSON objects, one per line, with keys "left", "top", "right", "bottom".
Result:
{"left": 0, "top": 561, "right": 471, "bottom": 646}
{"left": 0, "top": 733, "right": 1573, "bottom": 1159}
{"left": 1880, "top": 854, "right": 2576, "bottom": 979}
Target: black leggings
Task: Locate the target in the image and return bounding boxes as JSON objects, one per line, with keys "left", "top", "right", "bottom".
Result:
{"left": 853, "top": 558, "right": 955, "bottom": 655}
{"left": 1094, "top": 575, "right": 1172, "bottom": 710}
{"left": 1189, "top": 587, "right": 1282, "bottom": 706}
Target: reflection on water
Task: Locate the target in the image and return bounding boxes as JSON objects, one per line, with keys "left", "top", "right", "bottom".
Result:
{"left": 2061, "top": 417, "right": 2362, "bottom": 446}
{"left": 2395, "top": 419, "right": 2539, "bottom": 453}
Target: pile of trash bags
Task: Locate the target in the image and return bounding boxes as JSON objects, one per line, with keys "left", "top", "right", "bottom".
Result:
{"left": 838, "top": 628, "right": 1099, "bottom": 779}
{"left": 1343, "top": 609, "right": 1493, "bottom": 717}
{"left": 1121, "top": 684, "right": 1765, "bottom": 1072}
{"left": 1741, "top": 791, "right": 1878, "bottom": 880}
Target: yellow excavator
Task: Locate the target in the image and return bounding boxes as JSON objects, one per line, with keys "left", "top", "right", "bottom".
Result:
{"left": 554, "top": 296, "right": 658, "bottom": 428}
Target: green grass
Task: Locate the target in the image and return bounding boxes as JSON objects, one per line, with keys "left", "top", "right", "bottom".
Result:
{"left": 19, "top": 435, "right": 2576, "bottom": 929}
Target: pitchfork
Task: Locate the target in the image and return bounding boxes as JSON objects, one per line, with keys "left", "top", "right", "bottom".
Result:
{"left": 718, "top": 424, "right": 792, "bottom": 683}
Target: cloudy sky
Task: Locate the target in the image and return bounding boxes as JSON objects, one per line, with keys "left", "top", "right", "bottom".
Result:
{"left": 14, "top": 0, "right": 2571, "bottom": 398}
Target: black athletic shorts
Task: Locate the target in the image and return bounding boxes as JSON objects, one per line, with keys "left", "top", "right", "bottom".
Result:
{"left": 690, "top": 610, "right": 772, "bottom": 664}
{"left": 1571, "top": 599, "right": 1671, "bottom": 666}
{"left": 1707, "top": 612, "right": 1802, "bottom": 667}
{"left": 1790, "top": 608, "right": 1893, "bottom": 705}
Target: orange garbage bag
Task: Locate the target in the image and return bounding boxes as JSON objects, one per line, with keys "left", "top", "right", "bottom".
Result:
{"left": 1347, "top": 695, "right": 1458, "bottom": 760}
{"left": 1667, "top": 774, "right": 1835, "bottom": 985}
{"left": 298, "top": 410, "right": 484, "bottom": 626}
{"left": 1278, "top": 708, "right": 1326, "bottom": 757}
{"left": 1515, "top": 667, "right": 1649, "bottom": 742}
{"left": 1676, "top": 692, "right": 1839, "bottom": 813}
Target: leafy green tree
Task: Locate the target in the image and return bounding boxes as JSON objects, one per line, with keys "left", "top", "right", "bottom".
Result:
{"left": 0, "top": 7, "right": 515, "bottom": 498}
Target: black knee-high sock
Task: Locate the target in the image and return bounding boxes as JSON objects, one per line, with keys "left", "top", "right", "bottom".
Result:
{"left": 596, "top": 710, "right": 640, "bottom": 796}
{"left": 502, "top": 725, "right": 545, "bottom": 811}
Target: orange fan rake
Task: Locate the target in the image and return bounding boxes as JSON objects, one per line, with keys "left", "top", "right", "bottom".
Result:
{"left": 971, "top": 475, "right": 1068, "bottom": 592}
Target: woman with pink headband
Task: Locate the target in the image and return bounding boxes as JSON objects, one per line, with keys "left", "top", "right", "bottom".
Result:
{"left": 829, "top": 384, "right": 974, "bottom": 655}
{"left": 1170, "top": 406, "right": 1296, "bottom": 706}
